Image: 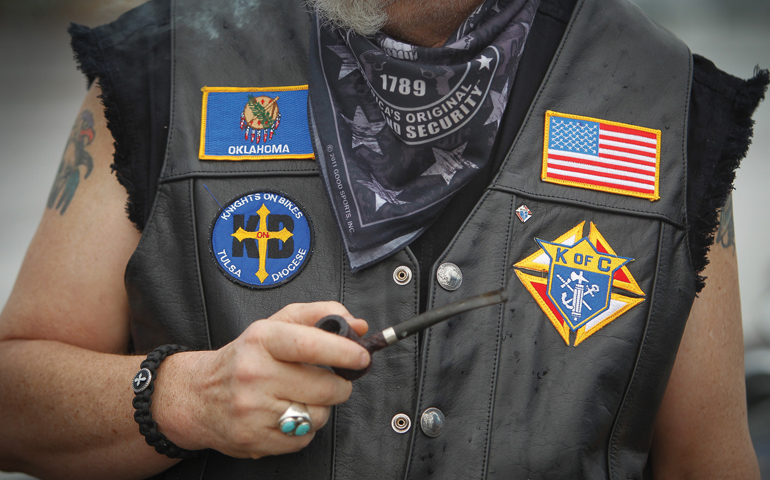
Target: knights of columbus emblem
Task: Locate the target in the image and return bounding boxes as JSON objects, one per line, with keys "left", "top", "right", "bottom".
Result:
{"left": 514, "top": 222, "right": 645, "bottom": 346}
{"left": 240, "top": 94, "right": 281, "bottom": 144}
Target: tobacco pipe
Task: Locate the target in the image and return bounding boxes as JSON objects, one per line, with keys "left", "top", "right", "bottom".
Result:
{"left": 315, "top": 288, "right": 509, "bottom": 380}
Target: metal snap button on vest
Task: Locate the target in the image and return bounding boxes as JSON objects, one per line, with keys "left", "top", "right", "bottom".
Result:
{"left": 391, "top": 413, "right": 412, "bottom": 434}
{"left": 393, "top": 266, "right": 413, "bottom": 285}
{"left": 436, "top": 263, "right": 462, "bottom": 291}
{"left": 420, "top": 407, "right": 445, "bottom": 437}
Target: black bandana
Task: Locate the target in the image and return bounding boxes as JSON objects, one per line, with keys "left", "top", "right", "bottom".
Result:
{"left": 309, "top": 0, "right": 540, "bottom": 271}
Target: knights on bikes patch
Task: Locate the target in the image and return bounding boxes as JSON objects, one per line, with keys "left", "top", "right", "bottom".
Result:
{"left": 211, "top": 191, "right": 313, "bottom": 288}
{"left": 514, "top": 222, "right": 645, "bottom": 346}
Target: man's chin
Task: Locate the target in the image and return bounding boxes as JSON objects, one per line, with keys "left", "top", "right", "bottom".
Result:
{"left": 305, "top": 0, "right": 393, "bottom": 37}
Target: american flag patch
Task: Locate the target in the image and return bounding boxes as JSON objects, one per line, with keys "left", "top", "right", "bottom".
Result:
{"left": 542, "top": 111, "right": 661, "bottom": 201}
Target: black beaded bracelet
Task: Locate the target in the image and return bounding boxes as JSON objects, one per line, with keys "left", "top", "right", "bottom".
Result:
{"left": 131, "top": 344, "right": 203, "bottom": 459}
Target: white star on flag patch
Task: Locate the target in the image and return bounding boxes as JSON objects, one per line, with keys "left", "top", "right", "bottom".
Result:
{"left": 541, "top": 111, "right": 661, "bottom": 201}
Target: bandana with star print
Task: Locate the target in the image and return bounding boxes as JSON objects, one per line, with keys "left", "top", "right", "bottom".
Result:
{"left": 309, "top": 0, "right": 539, "bottom": 271}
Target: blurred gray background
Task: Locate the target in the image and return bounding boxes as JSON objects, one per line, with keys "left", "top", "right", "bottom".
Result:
{"left": 0, "top": 0, "right": 768, "bottom": 478}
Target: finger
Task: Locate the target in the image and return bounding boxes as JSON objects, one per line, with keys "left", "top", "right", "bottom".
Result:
{"left": 252, "top": 429, "right": 315, "bottom": 458}
{"left": 271, "top": 401, "right": 331, "bottom": 434}
{"left": 272, "top": 363, "right": 354, "bottom": 406}
{"left": 222, "top": 401, "right": 329, "bottom": 458}
{"left": 216, "top": 402, "right": 321, "bottom": 458}
{"left": 248, "top": 428, "right": 317, "bottom": 458}
{"left": 350, "top": 318, "right": 369, "bottom": 336}
{"left": 272, "top": 301, "right": 355, "bottom": 327}
{"left": 269, "top": 301, "right": 369, "bottom": 340}
{"left": 270, "top": 401, "right": 330, "bottom": 431}
{"left": 306, "top": 404, "right": 331, "bottom": 432}
{"left": 259, "top": 321, "right": 370, "bottom": 370}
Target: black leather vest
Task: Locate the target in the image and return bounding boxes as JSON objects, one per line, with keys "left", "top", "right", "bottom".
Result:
{"left": 125, "top": 0, "right": 696, "bottom": 478}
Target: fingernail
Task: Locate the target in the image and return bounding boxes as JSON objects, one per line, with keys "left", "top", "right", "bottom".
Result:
{"left": 359, "top": 351, "right": 370, "bottom": 368}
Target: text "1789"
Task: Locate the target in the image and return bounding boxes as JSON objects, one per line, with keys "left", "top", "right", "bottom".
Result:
{"left": 380, "top": 75, "right": 426, "bottom": 96}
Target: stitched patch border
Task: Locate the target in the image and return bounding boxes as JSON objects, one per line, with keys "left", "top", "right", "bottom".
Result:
{"left": 210, "top": 190, "right": 314, "bottom": 289}
{"left": 542, "top": 110, "right": 661, "bottom": 201}
{"left": 513, "top": 221, "right": 645, "bottom": 346}
{"left": 200, "top": 85, "right": 316, "bottom": 161}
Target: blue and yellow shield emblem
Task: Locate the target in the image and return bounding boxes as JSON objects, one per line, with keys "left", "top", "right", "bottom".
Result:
{"left": 536, "top": 237, "right": 630, "bottom": 331}
{"left": 514, "top": 222, "right": 646, "bottom": 346}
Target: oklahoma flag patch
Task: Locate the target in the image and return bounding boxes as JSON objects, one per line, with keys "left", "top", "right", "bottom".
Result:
{"left": 200, "top": 86, "right": 315, "bottom": 161}
{"left": 542, "top": 111, "right": 661, "bottom": 200}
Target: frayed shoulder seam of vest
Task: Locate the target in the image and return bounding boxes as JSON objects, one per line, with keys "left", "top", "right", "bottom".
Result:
{"left": 690, "top": 57, "right": 769, "bottom": 293}
{"left": 69, "top": 23, "right": 145, "bottom": 232}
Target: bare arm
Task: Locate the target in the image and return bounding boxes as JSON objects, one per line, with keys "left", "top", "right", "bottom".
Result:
{"left": 0, "top": 84, "right": 179, "bottom": 479}
{"left": 0, "top": 85, "right": 370, "bottom": 479}
{"left": 652, "top": 195, "right": 759, "bottom": 479}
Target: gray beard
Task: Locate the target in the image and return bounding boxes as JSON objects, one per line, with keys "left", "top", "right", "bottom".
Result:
{"left": 305, "top": 0, "right": 393, "bottom": 37}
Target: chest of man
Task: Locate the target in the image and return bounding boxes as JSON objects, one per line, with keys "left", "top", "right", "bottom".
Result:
{"left": 125, "top": 0, "right": 696, "bottom": 477}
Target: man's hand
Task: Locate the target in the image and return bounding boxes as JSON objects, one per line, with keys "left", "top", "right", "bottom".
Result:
{"left": 0, "top": 83, "right": 369, "bottom": 479}
{"left": 157, "top": 302, "right": 370, "bottom": 459}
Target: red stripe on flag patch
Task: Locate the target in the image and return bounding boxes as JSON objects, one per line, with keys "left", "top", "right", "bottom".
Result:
{"left": 547, "top": 154, "right": 654, "bottom": 176}
{"left": 600, "top": 122, "right": 658, "bottom": 139}
{"left": 597, "top": 152, "right": 657, "bottom": 167}
{"left": 600, "top": 145, "right": 657, "bottom": 158}
{"left": 542, "top": 110, "right": 661, "bottom": 201}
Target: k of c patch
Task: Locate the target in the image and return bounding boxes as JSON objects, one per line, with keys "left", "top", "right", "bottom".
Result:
{"left": 200, "top": 86, "right": 315, "bottom": 161}
{"left": 514, "top": 222, "right": 645, "bottom": 346}
{"left": 211, "top": 191, "right": 313, "bottom": 289}
{"left": 542, "top": 111, "right": 661, "bottom": 201}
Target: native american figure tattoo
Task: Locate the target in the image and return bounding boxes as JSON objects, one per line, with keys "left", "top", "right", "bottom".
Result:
{"left": 47, "top": 110, "right": 95, "bottom": 215}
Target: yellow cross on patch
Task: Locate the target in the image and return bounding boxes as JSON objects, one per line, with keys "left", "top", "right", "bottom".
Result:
{"left": 232, "top": 203, "right": 294, "bottom": 283}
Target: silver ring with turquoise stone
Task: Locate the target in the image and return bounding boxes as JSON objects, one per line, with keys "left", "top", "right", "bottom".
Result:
{"left": 278, "top": 402, "right": 313, "bottom": 436}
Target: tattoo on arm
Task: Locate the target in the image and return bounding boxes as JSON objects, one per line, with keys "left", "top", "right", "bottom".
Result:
{"left": 47, "top": 109, "right": 96, "bottom": 215}
{"left": 715, "top": 194, "right": 736, "bottom": 253}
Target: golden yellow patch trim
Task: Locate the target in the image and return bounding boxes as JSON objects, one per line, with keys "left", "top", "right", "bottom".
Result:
{"left": 513, "top": 222, "right": 585, "bottom": 272}
{"left": 541, "top": 110, "right": 661, "bottom": 201}
{"left": 588, "top": 222, "right": 644, "bottom": 296}
{"left": 513, "top": 221, "right": 646, "bottom": 346}
{"left": 199, "top": 85, "right": 315, "bottom": 161}
{"left": 515, "top": 270, "right": 571, "bottom": 345}
{"left": 573, "top": 294, "right": 644, "bottom": 346}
